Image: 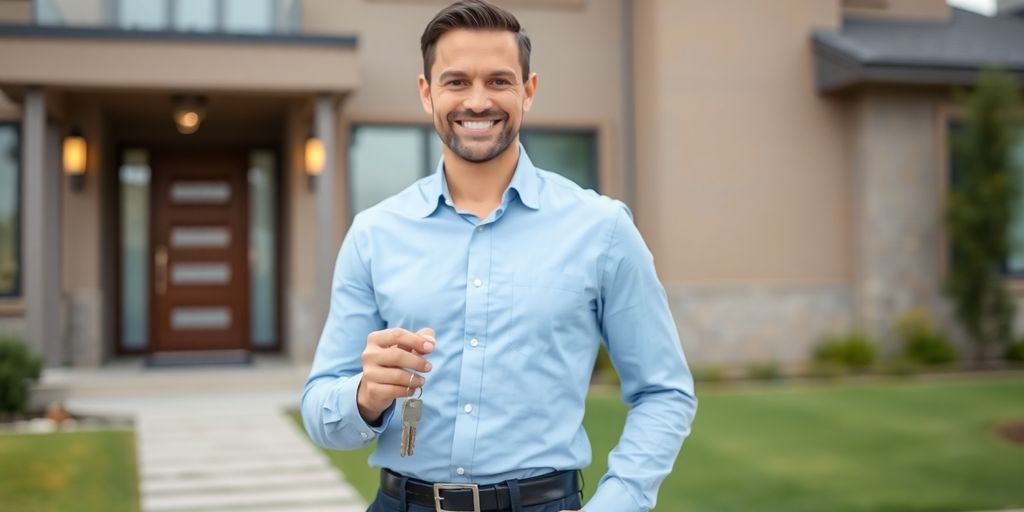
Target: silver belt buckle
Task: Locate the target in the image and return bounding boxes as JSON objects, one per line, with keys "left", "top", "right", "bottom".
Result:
{"left": 433, "top": 483, "right": 480, "bottom": 512}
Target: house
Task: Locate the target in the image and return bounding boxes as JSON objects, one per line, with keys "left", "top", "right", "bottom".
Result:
{"left": 0, "top": 0, "right": 1022, "bottom": 369}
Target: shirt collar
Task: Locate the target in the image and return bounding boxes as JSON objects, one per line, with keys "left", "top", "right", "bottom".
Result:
{"left": 416, "top": 143, "right": 541, "bottom": 218}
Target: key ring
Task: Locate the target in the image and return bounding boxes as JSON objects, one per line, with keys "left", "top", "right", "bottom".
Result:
{"left": 407, "top": 373, "right": 423, "bottom": 399}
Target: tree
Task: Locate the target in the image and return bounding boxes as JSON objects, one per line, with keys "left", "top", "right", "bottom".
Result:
{"left": 944, "top": 68, "right": 1023, "bottom": 366}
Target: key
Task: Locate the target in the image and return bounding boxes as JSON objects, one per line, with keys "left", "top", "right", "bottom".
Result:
{"left": 401, "top": 397, "right": 422, "bottom": 457}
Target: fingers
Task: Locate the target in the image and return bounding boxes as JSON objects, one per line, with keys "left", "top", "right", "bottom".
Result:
{"left": 369, "top": 345, "right": 432, "bottom": 373}
{"left": 361, "top": 382, "right": 420, "bottom": 404}
{"left": 365, "top": 367, "right": 425, "bottom": 388}
{"left": 369, "top": 327, "right": 435, "bottom": 354}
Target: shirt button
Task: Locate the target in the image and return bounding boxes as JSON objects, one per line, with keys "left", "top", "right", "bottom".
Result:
{"left": 470, "top": 338, "right": 479, "bottom": 347}
{"left": 473, "top": 278, "right": 483, "bottom": 288}
{"left": 464, "top": 404, "right": 473, "bottom": 413}
{"left": 456, "top": 467, "right": 466, "bottom": 475}
{"left": 476, "top": 226, "right": 484, "bottom": 232}
{"left": 360, "top": 432, "right": 368, "bottom": 439}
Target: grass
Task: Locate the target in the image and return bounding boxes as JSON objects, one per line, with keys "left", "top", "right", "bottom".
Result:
{"left": 291, "top": 375, "right": 1024, "bottom": 511}
{"left": 0, "top": 429, "right": 140, "bottom": 512}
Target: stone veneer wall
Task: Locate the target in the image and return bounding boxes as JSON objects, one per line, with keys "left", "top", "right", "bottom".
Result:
{"left": 666, "top": 283, "right": 854, "bottom": 365}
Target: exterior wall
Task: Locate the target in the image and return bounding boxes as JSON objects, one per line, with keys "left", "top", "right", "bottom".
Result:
{"left": 60, "top": 96, "right": 107, "bottom": 366}
{"left": 0, "top": 0, "right": 30, "bottom": 23}
{"left": 633, "top": 0, "right": 855, "bottom": 364}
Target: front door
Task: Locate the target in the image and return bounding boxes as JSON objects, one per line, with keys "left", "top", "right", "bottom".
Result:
{"left": 149, "top": 149, "right": 249, "bottom": 353}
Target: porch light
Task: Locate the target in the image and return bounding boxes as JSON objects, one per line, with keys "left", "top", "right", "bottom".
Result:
{"left": 172, "top": 94, "right": 206, "bottom": 135}
{"left": 305, "top": 136, "right": 325, "bottom": 191}
{"left": 63, "top": 127, "right": 87, "bottom": 191}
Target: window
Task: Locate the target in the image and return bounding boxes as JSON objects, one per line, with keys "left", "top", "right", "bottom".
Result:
{"left": 114, "top": 0, "right": 293, "bottom": 34}
{"left": 0, "top": 123, "right": 18, "bottom": 297}
{"left": 347, "top": 124, "right": 598, "bottom": 217}
{"left": 948, "top": 119, "right": 1024, "bottom": 275}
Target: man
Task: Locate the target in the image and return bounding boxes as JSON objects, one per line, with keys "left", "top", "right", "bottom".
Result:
{"left": 301, "top": 1, "right": 697, "bottom": 511}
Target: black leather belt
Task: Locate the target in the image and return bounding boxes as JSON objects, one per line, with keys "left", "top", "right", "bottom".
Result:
{"left": 380, "top": 468, "right": 581, "bottom": 512}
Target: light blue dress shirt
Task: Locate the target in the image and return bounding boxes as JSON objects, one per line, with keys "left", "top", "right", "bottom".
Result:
{"left": 302, "top": 146, "right": 697, "bottom": 512}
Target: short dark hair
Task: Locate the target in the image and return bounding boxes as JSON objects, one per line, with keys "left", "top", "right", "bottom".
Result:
{"left": 420, "top": 0, "right": 532, "bottom": 83}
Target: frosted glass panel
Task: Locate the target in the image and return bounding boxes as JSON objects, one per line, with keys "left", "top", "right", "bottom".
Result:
{"left": 171, "top": 262, "right": 231, "bottom": 285}
{"left": 224, "top": 0, "right": 272, "bottom": 33}
{"left": 171, "top": 227, "right": 230, "bottom": 248}
{"left": 171, "top": 181, "right": 230, "bottom": 203}
{"left": 248, "top": 150, "right": 277, "bottom": 347}
{"left": 119, "top": 0, "right": 168, "bottom": 30}
{"left": 175, "top": 0, "right": 217, "bottom": 32}
{"left": 349, "top": 126, "right": 425, "bottom": 215}
{"left": 120, "top": 149, "right": 151, "bottom": 349}
{"left": 521, "top": 130, "right": 597, "bottom": 190}
{"left": 171, "top": 307, "right": 231, "bottom": 329}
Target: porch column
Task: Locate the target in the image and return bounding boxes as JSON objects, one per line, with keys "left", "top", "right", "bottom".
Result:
{"left": 22, "top": 87, "right": 63, "bottom": 366}
{"left": 313, "top": 94, "right": 339, "bottom": 334}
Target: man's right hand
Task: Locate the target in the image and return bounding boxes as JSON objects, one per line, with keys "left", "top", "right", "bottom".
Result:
{"left": 356, "top": 327, "right": 435, "bottom": 424}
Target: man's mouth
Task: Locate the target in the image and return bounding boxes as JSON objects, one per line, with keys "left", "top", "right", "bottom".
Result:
{"left": 458, "top": 120, "right": 496, "bottom": 130}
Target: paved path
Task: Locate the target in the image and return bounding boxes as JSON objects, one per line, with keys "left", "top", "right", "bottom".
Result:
{"left": 68, "top": 390, "right": 366, "bottom": 512}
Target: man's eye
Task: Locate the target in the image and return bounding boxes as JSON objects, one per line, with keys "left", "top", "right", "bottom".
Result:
{"left": 493, "top": 79, "right": 511, "bottom": 86}
{"left": 447, "top": 80, "right": 466, "bottom": 86}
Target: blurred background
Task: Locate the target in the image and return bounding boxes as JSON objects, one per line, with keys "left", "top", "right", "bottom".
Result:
{"left": 0, "top": 0, "right": 1022, "bottom": 511}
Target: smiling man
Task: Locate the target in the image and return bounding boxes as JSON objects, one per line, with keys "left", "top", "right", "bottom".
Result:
{"left": 301, "top": 1, "right": 697, "bottom": 511}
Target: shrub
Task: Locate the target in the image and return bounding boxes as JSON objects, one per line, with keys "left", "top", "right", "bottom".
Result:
{"left": 745, "top": 361, "right": 782, "bottom": 381}
{"left": 814, "top": 330, "right": 876, "bottom": 371}
{"left": 0, "top": 337, "right": 43, "bottom": 418}
{"left": 895, "top": 309, "right": 957, "bottom": 366}
{"left": 692, "top": 364, "right": 728, "bottom": 383}
{"left": 1007, "top": 340, "right": 1024, "bottom": 362}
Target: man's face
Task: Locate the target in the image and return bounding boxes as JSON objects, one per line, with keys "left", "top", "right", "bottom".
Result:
{"left": 419, "top": 29, "right": 537, "bottom": 164}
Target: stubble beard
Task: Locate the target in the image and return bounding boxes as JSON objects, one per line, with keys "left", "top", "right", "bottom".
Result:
{"left": 436, "top": 109, "right": 517, "bottom": 164}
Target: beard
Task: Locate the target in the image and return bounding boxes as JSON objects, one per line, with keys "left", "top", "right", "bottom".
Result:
{"left": 435, "top": 108, "right": 517, "bottom": 164}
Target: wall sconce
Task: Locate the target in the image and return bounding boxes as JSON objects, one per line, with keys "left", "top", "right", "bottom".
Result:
{"left": 172, "top": 94, "right": 207, "bottom": 135}
{"left": 63, "top": 127, "right": 87, "bottom": 191}
{"left": 305, "top": 136, "right": 325, "bottom": 192}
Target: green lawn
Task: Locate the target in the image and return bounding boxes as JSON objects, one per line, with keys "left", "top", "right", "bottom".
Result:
{"left": 0, "top": 429, "right": 140, "bottom": 512}
{"left": 294, "top": 375, "right": 1024, "bottom": 511}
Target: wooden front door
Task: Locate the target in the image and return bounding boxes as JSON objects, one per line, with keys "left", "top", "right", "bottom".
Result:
{"left": 149, "top": 149, "right": 249, "bottom": 353}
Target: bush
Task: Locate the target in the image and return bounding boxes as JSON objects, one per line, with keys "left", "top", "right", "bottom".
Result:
{"left": 1007, "top": 340, "right": 1024, "bottom": 362}
{"left": 895, "top": 310, "right": 957, "bottom": 366}
{"left": 0, "top": 337, "right": 42, "bottom": 418}
{"left": 692, "top": 364, "right": 728, "bottom": 383}
{"left": 814, "top": 330, "right": 876, "bottom": 371}
{"left": 745, "top": 361, "right": 782, "bottom": 382}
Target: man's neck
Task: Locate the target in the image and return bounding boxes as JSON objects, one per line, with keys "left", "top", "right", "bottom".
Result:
{"left": 443, "top": 143, "right": 520, "bottom": 212}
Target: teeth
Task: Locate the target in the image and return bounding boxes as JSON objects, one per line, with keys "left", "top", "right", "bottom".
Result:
{"left": 462, "top": 120, "right": 495, "bottom": 129}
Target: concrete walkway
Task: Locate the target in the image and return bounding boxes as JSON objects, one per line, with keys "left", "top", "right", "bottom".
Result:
{"left": 50, "top": 360, "right": 367, "bottom": 512}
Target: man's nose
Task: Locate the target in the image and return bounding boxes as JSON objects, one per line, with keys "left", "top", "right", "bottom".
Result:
{"left": 463, "top": 84, "right": 493, "bottom": 112}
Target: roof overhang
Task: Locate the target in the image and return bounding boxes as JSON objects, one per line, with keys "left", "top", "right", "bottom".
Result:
{"left": 812, "top": 9, "right": 1024, "bottom": 93}
{"left": 0, "top": 24, "right": 360, "bottom": 95}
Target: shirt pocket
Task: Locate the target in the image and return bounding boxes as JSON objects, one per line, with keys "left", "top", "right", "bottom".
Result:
{"left": 511, "top": 270, "right": 586, "bottom": 337}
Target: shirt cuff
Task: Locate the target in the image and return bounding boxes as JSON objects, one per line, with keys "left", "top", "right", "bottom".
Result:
{"left": 334, "top": 372, "right": 396, "bottom": 442}
{"left": 584, "top": 477, "right": 644, "bottom": 512}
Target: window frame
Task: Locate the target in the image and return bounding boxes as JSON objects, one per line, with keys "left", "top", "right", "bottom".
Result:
{"left": 0, "top": 121, "right": 21, "bottom": 299}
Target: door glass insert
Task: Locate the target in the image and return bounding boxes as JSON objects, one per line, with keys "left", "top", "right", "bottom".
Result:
{"left": 171, "top": 181, "right": 231, "bottom": 204}
{"left": 171, "top": 306, "right": 231, "bottom": 330}
{"left": 171, "top": 227, "right": 231, "bottom": 249}
{"left": 171, "top": 262, "right": 231, "bottom": 285}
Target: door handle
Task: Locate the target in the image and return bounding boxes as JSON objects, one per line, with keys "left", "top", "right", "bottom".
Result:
{"left": 155, "top": 245, "right": 168, "bottom": 295}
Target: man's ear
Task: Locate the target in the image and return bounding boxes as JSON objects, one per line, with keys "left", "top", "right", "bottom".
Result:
{"left": 522, "top": 72, "right": 539, "bottom": 113}
{"left": 418, "top": 75, "right": 433, "bottom": 115}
